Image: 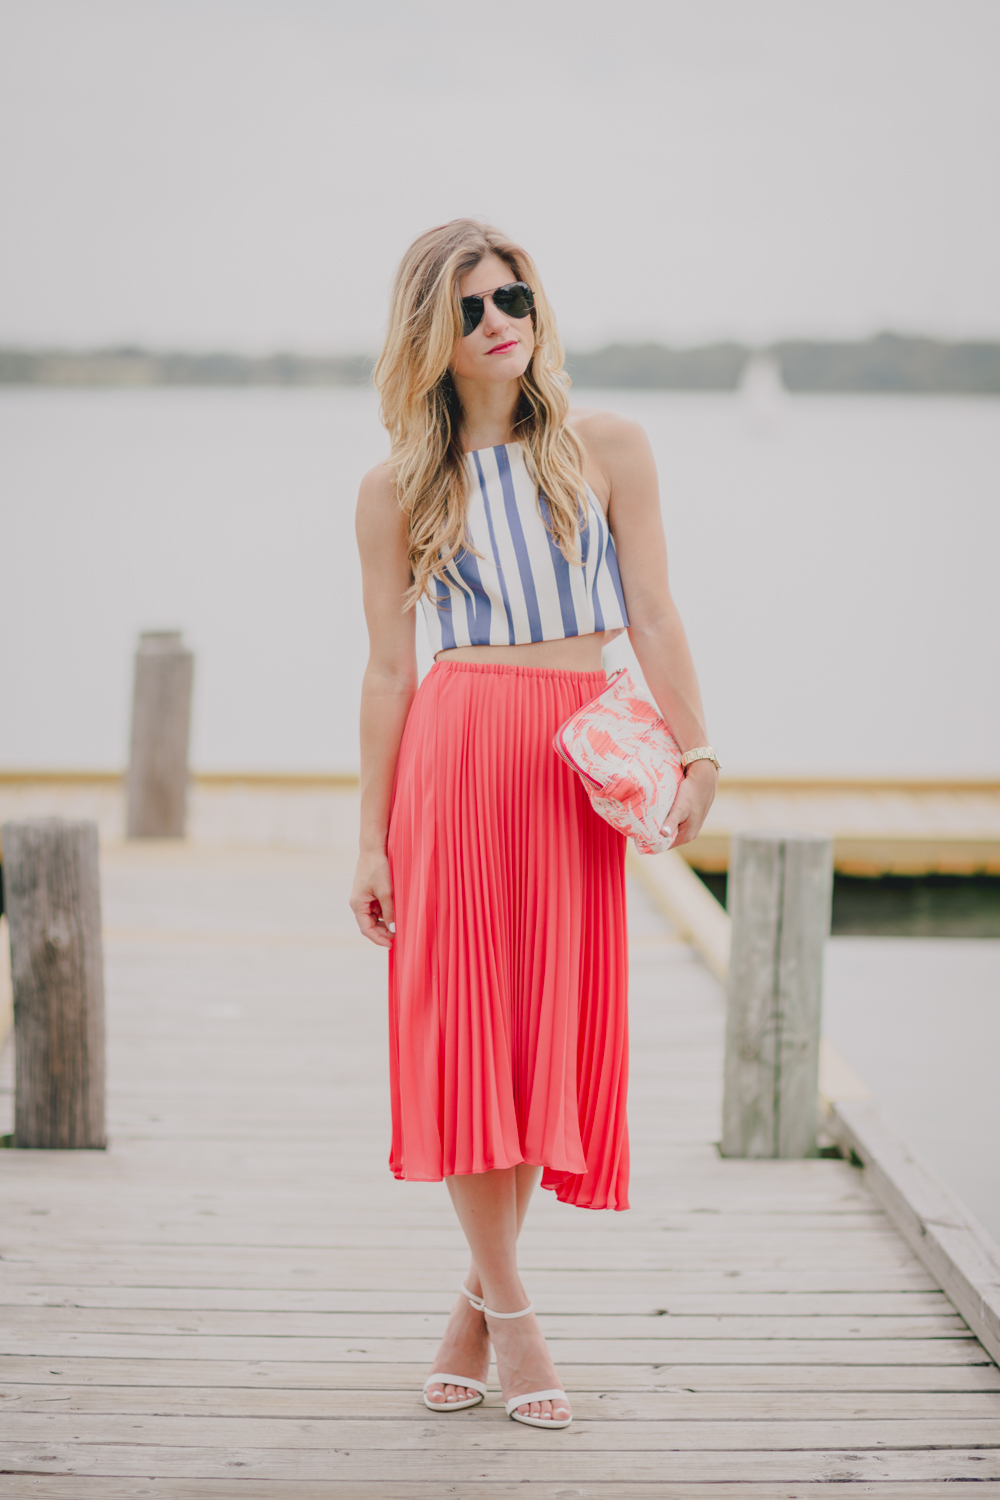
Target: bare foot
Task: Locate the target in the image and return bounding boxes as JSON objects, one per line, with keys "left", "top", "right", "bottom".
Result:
{"left": 486, "top": 1309, "right": 571, "bottom": 1423}
{"left": 424, "top": 1291, "right": 490, "bottom": 1408}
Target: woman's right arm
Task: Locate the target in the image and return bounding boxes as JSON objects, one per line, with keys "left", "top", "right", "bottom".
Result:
{"left": 350, "top": 463, "right": 417, "bottom": 948}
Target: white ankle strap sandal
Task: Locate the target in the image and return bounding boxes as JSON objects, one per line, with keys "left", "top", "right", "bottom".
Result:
{"left": 421, "top": 1285, "right": 491, "bottom": 1413}
{"left": 504, "top": 1387, "right": 573, "bottom": 1428}
{"left": 460, "top": 1283, "right": 536, "bottom": 1318}
{"left": 419, "top": 1374, "right": 485, "bottom": 1410}
{"left": 475, "top": 1291, "right": 572, "bottom": 1429}
{"left": 474, "top": 1295, "right": 536, "bottom": 1319}
{"left": 422, "top": 1373, "right": 487, "bottom": 1412}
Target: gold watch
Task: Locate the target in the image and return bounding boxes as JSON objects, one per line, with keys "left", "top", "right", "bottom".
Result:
{"left": 680, "top": 746, "right": 720, "bottom": 772}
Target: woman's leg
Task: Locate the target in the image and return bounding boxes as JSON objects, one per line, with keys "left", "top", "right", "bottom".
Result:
{"left": 460, "top": 1162, "right": 541, "bottom": 1299}
{"left": 444, "top": 1166, "right": 571, "bottom": 1422}
{"left": 423, "top": 1169, "right": 515, "bottom": 1407}
{"left": 427, "top": 1164, "right": 542, "bottom": 1406}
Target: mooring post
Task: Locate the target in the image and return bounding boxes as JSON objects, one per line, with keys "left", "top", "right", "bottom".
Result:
{"left": 1, "top": 818, "right": 107, "bottom": 1149}
{"left": 126, "top": 631, "right": 194, "bottom": 838}
{"left": 721, "top": 830, "right": 833, "bottom": 1158}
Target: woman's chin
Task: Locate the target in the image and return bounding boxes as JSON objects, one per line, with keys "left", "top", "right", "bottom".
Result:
{"left": 478, "top": 349, "right": 532, "bottom": 380}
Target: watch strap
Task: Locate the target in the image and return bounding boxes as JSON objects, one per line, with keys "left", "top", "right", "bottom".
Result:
{"left": 680, "top": 746, "right": 720, "bottom": 771}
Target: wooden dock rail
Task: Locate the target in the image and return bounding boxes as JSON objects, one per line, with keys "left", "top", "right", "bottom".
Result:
{"left": 1, "top": 799, "right": 999, "bottom": 1495}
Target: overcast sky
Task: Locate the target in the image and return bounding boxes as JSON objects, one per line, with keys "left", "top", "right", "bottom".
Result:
{"left": 1, "top": 0, "right": 997, "bottom": 352}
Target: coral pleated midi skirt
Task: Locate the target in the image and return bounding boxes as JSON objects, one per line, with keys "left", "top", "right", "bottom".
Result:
{"left": 387, "top": 660, "right": 630, "bottom": 1211}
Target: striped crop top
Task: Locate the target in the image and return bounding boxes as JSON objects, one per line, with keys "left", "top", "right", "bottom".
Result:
{"left": 418, "top": 442, "right": 630, "bottom": 653}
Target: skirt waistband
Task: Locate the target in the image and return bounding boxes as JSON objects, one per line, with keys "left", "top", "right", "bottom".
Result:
{"left": 429, "top": 660, "right": 607, "bottom": 682}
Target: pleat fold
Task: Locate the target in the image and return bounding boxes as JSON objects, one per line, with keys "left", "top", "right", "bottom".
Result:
{"left": 387, "top": 660, "right": 630, "bottom": 1211}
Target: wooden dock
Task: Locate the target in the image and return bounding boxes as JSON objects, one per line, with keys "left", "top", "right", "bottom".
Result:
{"left": 682, "top": 778, "right": 1000, "bottom": 876}
{"left": 1, "top": 809, "right": 1000, "bottom": 1495}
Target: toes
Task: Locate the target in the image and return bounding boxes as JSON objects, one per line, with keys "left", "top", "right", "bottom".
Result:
{"left": 515, "top": 1397, "right": 570, "bottom": 1421}
{"left": 427, "top": 1381, "right": 477, "bottom": 1406}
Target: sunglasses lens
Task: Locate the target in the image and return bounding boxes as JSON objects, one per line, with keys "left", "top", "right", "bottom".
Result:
{"left": 460, "top": 283, "right": 533, "bottom": 336}
{"left": 493, "top": 283, "right": 534, "bottom": 319}
{"left": 461, "top": 298, "right": 484, "bottom": 336}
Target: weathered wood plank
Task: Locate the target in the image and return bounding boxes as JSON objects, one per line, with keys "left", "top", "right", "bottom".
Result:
{"left": 0, "top": 1264, "right": 943, "bottom": 1293}
{"left": 0, "top": 1307, "right": 969, "bottom": 1340}
{"left": 3, "top": 1384, "right": 998, "bottom": 1420}
{"left": 0, "top": 1442, "right": 997, "bottom": 1481}
{"left": 0, "top": 1285, "right": 955, "bottom": 1315}
{"left": 5, "top": 1411, "right": 1000, "bottom": 1452}
{"left": 0, "top": 1217, "right": 912, "bottom": 1243}
{"left": 0, "top": 1332, "right": 986, "bottom": 1363}
{"left": 0, "top": 1226, "right": 920, "bottom": 1256}
{"left": 1, "top": 1483, "right": 1000, "bottom": 1500}
{"left": 2, "top": 1356, "right": 997, "bottom": 1391}
{"left": 0, "top": 1178, "right": 885, "bottom": 1211}
{"left": 0, "top": 1203, "right": 895, "bottom": 1234}
{"left": 0, "top": 1215, "right": 910, "bottom": 1241}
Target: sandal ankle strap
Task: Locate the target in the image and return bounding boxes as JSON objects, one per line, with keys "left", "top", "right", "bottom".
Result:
{"left": 460, "top": 1283, "right": 534, "bottom": 1319}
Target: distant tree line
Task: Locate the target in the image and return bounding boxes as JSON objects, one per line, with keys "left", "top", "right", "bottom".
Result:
{"left": 565, "top": 333, "right": 1000, "bottom": 393}
{"left": 0, "top": 347, "right": 372, "bottom": 387}
{"left": 1, "top": 333, "right": 998, "bottom": 393}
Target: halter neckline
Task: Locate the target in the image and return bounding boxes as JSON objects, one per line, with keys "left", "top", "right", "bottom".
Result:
{"left": 463, "top": 441, "right": 522, "bottom": 457}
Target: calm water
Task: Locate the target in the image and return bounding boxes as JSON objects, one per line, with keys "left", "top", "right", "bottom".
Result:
{"left": 824, "top": 936, "right": 1000, "bottom": 1247}
{"left": 1, "top": 385, "right": 998, "bottom": 775}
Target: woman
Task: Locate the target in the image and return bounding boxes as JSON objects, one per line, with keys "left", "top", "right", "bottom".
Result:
{"left": 350, "top": 220, "right": 717, "bottom": 1429}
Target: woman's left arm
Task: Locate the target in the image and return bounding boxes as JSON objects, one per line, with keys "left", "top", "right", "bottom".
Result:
{"left": 586, "top": 411, "right": 718, "bottom": 848}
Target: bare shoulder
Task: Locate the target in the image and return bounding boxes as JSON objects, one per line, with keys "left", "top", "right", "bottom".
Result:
{"left": 568, "top": 406, "right": 652, "bottom": 467}
{"left": 357, "top": 460, "right": 398, "bottom": 513}
{"left": 357, "top": 460, "right": 403, "bottom": 526}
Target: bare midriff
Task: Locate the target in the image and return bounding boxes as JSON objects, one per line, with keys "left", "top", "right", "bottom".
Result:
{"left": 434, "top": 631, "right": 609, "bottom": 671}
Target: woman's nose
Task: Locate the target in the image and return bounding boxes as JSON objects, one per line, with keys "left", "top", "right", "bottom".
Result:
{"left": 480, "top": 295, "right": 508, "bottom": 333}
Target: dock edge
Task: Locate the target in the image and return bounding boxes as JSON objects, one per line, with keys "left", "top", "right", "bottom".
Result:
{"left": 826, "top": 1097, "right": 1000, "bottom": 1367}
{"left": 628, "top": 843, "right": 1000, "bottom": 1369}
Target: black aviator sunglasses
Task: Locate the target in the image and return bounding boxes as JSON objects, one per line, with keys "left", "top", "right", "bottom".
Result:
{"left": 460, "top": 281, "right": 535, "bottom": 337}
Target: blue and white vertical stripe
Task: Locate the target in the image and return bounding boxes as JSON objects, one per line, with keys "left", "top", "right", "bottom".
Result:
{"left": 419, "top": 442, "right": 630, "bottom": 652}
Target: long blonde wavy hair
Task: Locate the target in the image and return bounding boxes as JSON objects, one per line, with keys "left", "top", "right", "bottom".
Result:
{"left": 375, "top": 219, "right": 589, "bottom": 610}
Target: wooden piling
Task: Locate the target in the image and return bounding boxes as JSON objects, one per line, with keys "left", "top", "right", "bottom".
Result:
{"left": 721, "top": 830, "right": 833, "bottom": 1158}
{"left": 1, "top": 818, "right": 106, "bottom": 1148}
{"left": 126, "top": 631, "right": 193, "bottom": 838}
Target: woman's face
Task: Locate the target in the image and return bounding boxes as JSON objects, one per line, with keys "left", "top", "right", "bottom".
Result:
{"left": 449, "top": 252, "right": 535, "bottom": 383}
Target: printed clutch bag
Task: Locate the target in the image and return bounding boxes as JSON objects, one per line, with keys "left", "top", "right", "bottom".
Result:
{"left": 552, "top": 668, "right": 683, "bottom": 855}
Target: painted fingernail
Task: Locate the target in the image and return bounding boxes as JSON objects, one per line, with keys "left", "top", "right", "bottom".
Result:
{"left": 388, "top": 921, "right": 395, "bottom": 932}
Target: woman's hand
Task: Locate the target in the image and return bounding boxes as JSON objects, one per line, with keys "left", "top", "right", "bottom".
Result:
{"left": 663, "top": 760, "right": 718, "bottom": 850}
{"left": 350, "top": 850, "right": 395, "bottom": 948}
